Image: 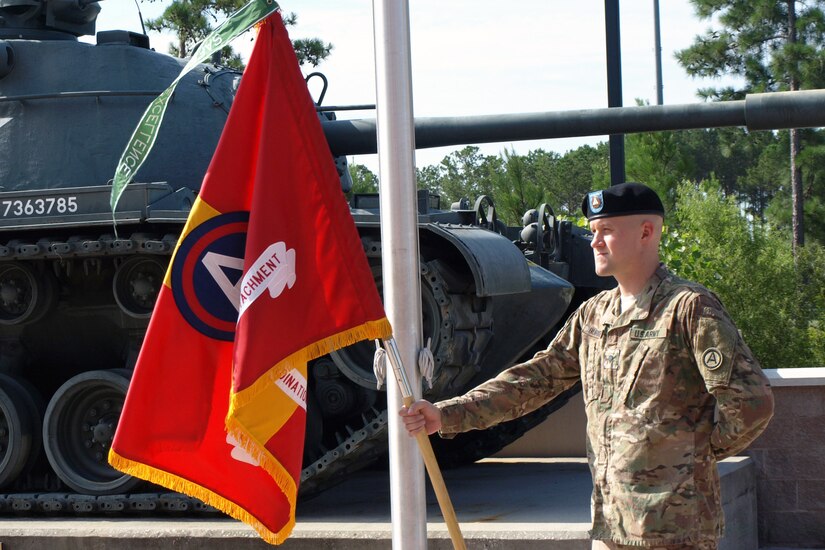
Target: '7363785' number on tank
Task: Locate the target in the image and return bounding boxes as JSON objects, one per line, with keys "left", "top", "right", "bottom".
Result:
{"left": 2, "top": 196, "right": 79, "bottom": 217}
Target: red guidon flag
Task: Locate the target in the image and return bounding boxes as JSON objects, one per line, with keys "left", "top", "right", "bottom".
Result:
{"left": 110, "top": 12, "right": 391, "bottom": 545}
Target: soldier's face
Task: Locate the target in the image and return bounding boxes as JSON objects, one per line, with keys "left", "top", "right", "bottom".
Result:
{"left": 589, "top": 216, "right": 645, "bottom": 279}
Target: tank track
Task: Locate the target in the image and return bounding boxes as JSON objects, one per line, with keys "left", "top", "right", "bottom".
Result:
{"left": 0, "top": 231, "right": 179, "bottom": 260}
{"left": 0, "top": 492, "right": 222, "bottom": 515}
{"left": 299, "top": 408, "right": 388, "bottom": 499}
{"left": 0, "top": 231, "right": 559, "bottom": 516}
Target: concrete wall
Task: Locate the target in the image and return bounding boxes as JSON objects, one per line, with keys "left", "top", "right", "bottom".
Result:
{"left": 495, "top": 368, "right": 825, "bottom": 548}
{"left": 494, "top": 390, "right": 588, "bottom": 458}
{"left": 745, "top": 369, "right": 825, "bottom": 548}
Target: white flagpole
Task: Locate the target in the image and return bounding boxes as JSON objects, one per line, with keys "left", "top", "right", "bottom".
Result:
{"left": 372, "top": 0, "right": 427, "bottom": 548}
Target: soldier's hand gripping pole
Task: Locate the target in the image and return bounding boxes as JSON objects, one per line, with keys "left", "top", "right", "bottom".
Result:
{"left": 382, "top": 337, "right": 467, "bottom": 550}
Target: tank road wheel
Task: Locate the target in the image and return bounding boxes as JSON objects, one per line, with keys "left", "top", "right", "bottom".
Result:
{"left": 113, "top": 256, "right": 167, "bottom": 318}
{"left": 43, "top": 369, "right": 140, "bottom": 495}
{"left": 0, "top": 374, "right": 43, "bottom": 484}
{"left": 0, "top": 379, "right": 38, "bottom": 488}
{"left": 329, "top": 263, "right": 444, "bottom": 390}
{"left": 0, "top": 262, "right": 57, "bottom": 325}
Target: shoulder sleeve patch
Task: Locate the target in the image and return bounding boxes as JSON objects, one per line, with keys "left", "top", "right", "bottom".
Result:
{"left": 695, "top": 316, "right": 737, "bottom": 387}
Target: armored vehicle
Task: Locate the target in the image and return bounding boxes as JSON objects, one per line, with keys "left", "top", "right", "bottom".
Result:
{"left": 0, "top": 0, "right": 609, "bottom": 512}
{"left": 2, "top": 0, "right": 825, "bottom": 515}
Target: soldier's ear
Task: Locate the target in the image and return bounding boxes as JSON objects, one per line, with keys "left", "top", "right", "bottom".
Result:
{"left": 640, "top": 219, "right": 655, "bottom": 241}
{"left": 640, "top": 216, "right": 663, "bottom": 243}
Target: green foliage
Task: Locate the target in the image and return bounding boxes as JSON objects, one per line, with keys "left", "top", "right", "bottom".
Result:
{"left": 677, "top": 1, "right": 825, "bottom": 254}
{"left": 624, "top": 100, "right": 692, "bottom": 210}
{"left": 625, "top": 122, "right": 787, "bottom": 220}
{"left": 744, "top": 128, "right": 825, "bottom": 245}
{"left": 684, "top": 128, "right": 780, "bottom": 201}
{"left": 415, "top": 164, "right": 443, "bottom": 198}
{"left": 488, "top": 149, "right": 545, "bottom": 226}
{"left": 795, "top": 243, "right": 825, "bottom": 363}
{"left": 347, "top": 163, "right": 378, "bottom": 195}
{"left": 663, "top": 179, "right": 825, "bottom": 368}
{"left": 374, "top": 139, "right": 825, "bottom": 370}
{"left": 677, "top": 0, "right": 825, "bottom": 96}
{"left": 525, "top": 144, "right": 610, "bottom": 215}
{"left": 414, "top": 146, "right": 501, "bottom": 208}
{"left": 625, "top": 130, "right": 691, "bottom": 212}
{"left": 623, "top": 122, "right": 825, "bottom": 246}
{"left": 738, "top": 136, "right": 786, "bottom": 219}
{"left": 659, "top": 226, "right": 710, "bottom": 284}
{"left": 291, "top": 37, "right": 333, "bottom": 67}
{"left": 415, "top": 143, "right": 609, "bottom": 224}
{"left": 140, "top": 1, "right": 332, "bottom": 68}
{"left": 144, "top": 0, "right": 215, "bottom": 58}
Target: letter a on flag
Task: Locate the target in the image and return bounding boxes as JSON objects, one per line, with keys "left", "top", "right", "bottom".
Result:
{"left": 110, "top": 11, "right": 391, "bottom": 545}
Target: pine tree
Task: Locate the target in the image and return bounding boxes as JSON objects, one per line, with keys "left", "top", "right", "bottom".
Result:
{"left": 141, "top": 1, "right": 332, "bottom": 69}
{"left": 676, "top": 0, "right": 825, "bottom": 256}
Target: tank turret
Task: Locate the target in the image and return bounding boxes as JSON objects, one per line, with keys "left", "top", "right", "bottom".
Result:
{"left": 0, "top": 0, "right": 101, "bottom": 39}
{"left": 2, "top": 0, "right": 825, "bottom": 514}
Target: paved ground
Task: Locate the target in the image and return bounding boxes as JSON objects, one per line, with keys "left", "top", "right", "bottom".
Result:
{"left": 0, "top": 457, "right": 774, "bottom": 550}
{"left": 0, "top": 458, "right": 593, "bottom": 549}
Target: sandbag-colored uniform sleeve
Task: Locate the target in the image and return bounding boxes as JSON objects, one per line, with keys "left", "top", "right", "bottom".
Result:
{"left": 686, "top": 293, "right": 774, "bottom": 460}
{"left": 436, "top": 307, "right": 584, "bottom": 436}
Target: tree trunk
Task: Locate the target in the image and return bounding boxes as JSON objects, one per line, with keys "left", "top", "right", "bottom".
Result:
{"left": 788, "top": 0, "right": 804, "bottom": 258}
{"left": 790, "top": 128, "right": 803, "bottom": 254}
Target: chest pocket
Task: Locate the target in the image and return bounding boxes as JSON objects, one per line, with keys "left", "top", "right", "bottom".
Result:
{"left": 619, "top": 327, "right": 677, "bottom": 411}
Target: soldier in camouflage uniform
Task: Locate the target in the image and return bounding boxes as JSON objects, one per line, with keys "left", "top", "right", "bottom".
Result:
{"left": 401, "top": 183, "right": 774, "bottom": 549}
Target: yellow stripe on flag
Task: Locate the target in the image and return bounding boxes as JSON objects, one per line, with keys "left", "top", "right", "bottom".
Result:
{"left": 232, "top": 363, "right": 307, "bottom": 444}
{"left": 230, "top": 319, "right": 391, "bottom": 412}
{"left": 163, "top": 196, "right": 224, "bottom": 288}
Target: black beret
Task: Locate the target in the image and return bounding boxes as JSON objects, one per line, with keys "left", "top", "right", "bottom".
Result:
{"left": 581, "top": 182, "right": 665, "bottom": 220}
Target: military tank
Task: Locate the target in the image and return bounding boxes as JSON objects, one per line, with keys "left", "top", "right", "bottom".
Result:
{"left": 0, "top": 0, "right": 607, "bottom": 512}
{"left": 3, "top": 0, "right": 825, "bottom": 515}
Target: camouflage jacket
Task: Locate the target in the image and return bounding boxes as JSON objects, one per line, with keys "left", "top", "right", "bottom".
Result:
{"left": 437, "top": 265, "right": 774, "bottom": 546}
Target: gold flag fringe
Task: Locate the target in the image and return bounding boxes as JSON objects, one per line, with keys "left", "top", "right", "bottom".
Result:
{"left": 108, "top": 449, "right": 294, "bottom": 545}
{"left": 229, "top": 317, "right": 392, "bottom": 411}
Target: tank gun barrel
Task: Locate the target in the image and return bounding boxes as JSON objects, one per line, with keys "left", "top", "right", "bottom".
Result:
{"left": 321, "top": 89, "right": 825, "bottom": 156}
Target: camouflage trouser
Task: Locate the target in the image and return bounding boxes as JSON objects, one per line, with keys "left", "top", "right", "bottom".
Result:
{"left": 591, "top": 540, "right": 718, "bottom": 550}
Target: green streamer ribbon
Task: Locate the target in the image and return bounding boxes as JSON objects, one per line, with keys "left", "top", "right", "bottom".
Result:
{"left": 110, "top": 0, "right": 279, "bottom": 213}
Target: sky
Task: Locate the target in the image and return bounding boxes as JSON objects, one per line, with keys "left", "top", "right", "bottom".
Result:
{"left": 93, "top": 1, "right": 741, "bottom": 171}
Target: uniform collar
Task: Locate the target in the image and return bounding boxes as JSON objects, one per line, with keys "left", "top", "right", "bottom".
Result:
{"left": 600, "top": 264, "right": 669, "bottom": 329}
